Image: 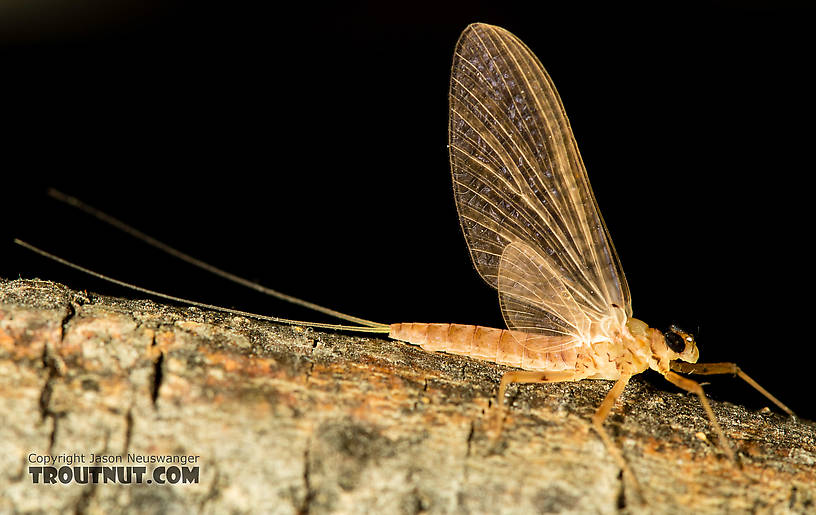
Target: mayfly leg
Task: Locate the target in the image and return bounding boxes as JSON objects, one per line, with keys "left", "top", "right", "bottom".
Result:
{"left": 497, "top": 370, "right": 588, "bottom": 406}
{"left": 492, "top": 371, "right": 583, "bottom": 437}
{"left": 494, "top": 371, "right": 588, "bottom": 432}
{"left": 670, "top": 361, "right": 797, "bottom": 420}
{"left": 495, "top": 371, "right": 641, "bottom": 493}
{"left": 663, "top": 371, "right": 736, "bottom": 461}
{"left": 591, "top": 375, "right": 641, "bottom": 494}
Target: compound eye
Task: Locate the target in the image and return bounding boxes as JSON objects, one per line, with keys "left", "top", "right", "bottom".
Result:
{"left": 664, "top": 331, "right": 685, "bottom": 353}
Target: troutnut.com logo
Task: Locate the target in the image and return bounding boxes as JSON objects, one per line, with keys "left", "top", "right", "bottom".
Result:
{"left": 28, "top": 453, "right": 201, "bottom": 485}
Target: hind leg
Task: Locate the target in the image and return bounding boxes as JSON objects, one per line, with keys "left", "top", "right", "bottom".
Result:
{"left": 491, "top": 370, "right": 588, "bottom": 436}
{"left": 497, "top": 370, "right": 588, "bottom": 407}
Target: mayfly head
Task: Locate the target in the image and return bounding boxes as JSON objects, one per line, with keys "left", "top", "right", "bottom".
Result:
{"left": 664, "top": 325, "right": 699, "bottom": 363}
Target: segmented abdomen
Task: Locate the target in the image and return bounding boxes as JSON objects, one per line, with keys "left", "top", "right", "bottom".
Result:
{"left": 389, "top": 323, "right": 579, "bottom": 372}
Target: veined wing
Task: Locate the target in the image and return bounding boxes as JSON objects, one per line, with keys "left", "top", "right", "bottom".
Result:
{"left": 448, "top": 23, "right": 630, "bottom": 347}
{"left": 498, "top": 240, "right": 591, "bottom": 343}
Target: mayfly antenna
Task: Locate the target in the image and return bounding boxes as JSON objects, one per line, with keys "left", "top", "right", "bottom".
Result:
{"left": 46, "top": 188, "right": 388, "bottom": 330}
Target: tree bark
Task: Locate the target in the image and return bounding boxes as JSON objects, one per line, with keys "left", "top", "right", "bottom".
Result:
{"left": 1, "top": 278, "right": 814, "bottom": 514}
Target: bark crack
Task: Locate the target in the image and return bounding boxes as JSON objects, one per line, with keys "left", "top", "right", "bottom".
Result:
{"left": 122, "top": 408, "right": 134, "bottom": 454}
{"left": 72, "top": 474, "right": 98, "bottom": 514}
{"left": 40, "top": 333, "right": 66, "bottom": 454}
{"left": 60, "top": 302, "right": 77, "bottom": 340}
{"left": 297, "top": 444, "right": 314, "bottom": 515}
{"left": 616, "top": 470, "right": 627, "bottom": 512}
{"left": 465, "top": 420, "right": 475, "bottom": 457}
{"left": 198, "top": 469, "right": 222, "bottom": 512}
{"left": 73, "top": 441, "right": 107, "bottom": 515}
{"left": 150, "top": 334, "right": 164, "bottom": 406}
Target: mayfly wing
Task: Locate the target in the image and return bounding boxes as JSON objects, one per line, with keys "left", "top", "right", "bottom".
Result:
{"left": 448, "top": 23, "right": 630, "bottom": 348}
{"left": 498, "top": 240, "right": 592, "bottom": 349}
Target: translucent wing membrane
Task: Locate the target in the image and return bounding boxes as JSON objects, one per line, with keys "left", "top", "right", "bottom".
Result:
{"left": 498, "top": 241, "right": 590, "bottom": 338}
{"left": 449, "top": 23, "right": 631, "bottom": 347}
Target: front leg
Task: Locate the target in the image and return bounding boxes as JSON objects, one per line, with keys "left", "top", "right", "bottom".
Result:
{"left": 670, "top": 361, "right": 796, "bottom": 419}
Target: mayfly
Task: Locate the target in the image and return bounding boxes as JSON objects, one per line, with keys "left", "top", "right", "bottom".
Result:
{"left": 17, "top": 23, "right": 795, "bottom": 486}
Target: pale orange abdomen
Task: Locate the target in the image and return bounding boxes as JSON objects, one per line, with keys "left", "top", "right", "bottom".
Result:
{"left": 389, "top": 323, "right": 580, "bottom": 372}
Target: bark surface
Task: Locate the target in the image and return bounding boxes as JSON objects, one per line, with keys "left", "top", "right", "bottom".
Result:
{"left": 1, "top": 278, "right": 814, "bottom": 514}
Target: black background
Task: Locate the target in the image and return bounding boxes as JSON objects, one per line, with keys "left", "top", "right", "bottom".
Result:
{"left": 3, "top": 2, "right": 814, "bottom": 419}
